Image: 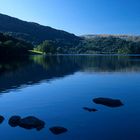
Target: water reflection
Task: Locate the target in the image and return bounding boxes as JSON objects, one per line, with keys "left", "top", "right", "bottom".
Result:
{"left": 0, "top": 55, "right": 140, "bottom": 93}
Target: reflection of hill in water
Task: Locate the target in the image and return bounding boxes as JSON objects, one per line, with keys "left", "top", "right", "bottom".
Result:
{"left": 0, "top": 55, "right": 140, "bottom": 93}
{"left": 78, "top": 55, "right": 140, "bottom": 73}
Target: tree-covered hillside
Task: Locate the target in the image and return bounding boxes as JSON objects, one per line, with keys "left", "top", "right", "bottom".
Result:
{"left": 0, "top": 13, "right": 81, "bottom": 45}
{"left": 0, "top": 33, "right": 33, "bottom": 56}
{"left": 34, "top": 36, "right": 140, "bottom": 54}
{"left": 0, "top": 13, "right": 140, "bottom": 54}
{"left": 80, "top": 36, "right": 140, "bottom": 54}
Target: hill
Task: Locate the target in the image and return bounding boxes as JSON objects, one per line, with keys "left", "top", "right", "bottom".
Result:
{"left": 0, "top": 33, "right": 33, "bottom": 56}
{"left": 0, "top": 13, "right": 140, "bottom": 54}
{"left": 0, "top": 13, "right": 80, "bottom": 45}
{"left": 82, "top": 34, "right": 140, "bottom": 42}
{"left": 34, "top": 35, "right": 140, "bottom": 54}
{"left": 79, "top": 35, "right": 140, "bottom": 54}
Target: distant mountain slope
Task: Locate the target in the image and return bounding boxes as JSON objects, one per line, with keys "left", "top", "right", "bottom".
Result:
{"left": 0, "top": 13, "right": 80, "bottom": 45}
{"left": 80, "top": 34, "right": 140, "bottom": 54}
{"left": 81, "top": 34, "right": 140, "bottom": 42}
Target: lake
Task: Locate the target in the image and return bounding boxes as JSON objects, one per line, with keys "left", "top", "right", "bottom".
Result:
{"left": 0, "top": 55, "right": 140, "bottom": 140}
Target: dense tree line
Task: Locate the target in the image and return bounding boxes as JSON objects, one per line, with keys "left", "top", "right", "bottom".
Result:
{"left": 1, "top": 32, "right": 140, "bottom": 56}
{"left": 81, "top": 36, "right": 140, "bottom": 54}
{"left": 35, "top": 36, "right": 140, "bottom": 54}
{"left": 0, "top": 33, "right": 33, "bottom": 56}
{"left": 35, "top": 40, "right": 82, "bottom": 54}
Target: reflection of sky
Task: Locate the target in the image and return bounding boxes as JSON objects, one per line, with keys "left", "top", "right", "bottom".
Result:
{"left": 0, "top": 66, "right": 140, "bottom": 140}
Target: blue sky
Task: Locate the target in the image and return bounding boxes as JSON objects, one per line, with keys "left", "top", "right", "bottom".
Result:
{"left": 0, "top": 0, "right": 140, "bottom": 35}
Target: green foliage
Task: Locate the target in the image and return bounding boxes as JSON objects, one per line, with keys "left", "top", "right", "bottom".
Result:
{"left": 35, "top": 40, "right": 57, "bottom": 54}
{"left": 36, "top": 36, "right": 140, "bottom": 54}
{"left": 79, "top": 36, "right": 140, "bottom": 54}
{"left": 0, "top": 33, "right": 33, "bottom": 56}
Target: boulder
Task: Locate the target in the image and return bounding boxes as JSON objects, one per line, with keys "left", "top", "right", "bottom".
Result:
{"left": 9, "top": 116, "right": 45, "bottom": 131}
{"left": 0, "top": 115, "right": 4, "bottom": 124}
{"left": 93, "top": 97, "right": 123, "bottom": 107}
{"left": 83, "top": 107, "right": 97, "bottom": 112}
{"left": 9, "top": 116, "right": 21, "bottom": 127}
{"left": 49, "top": 126, "right": 68, "bottom": 135}
{"left": 19, "top": 116, "right": 45, "bottom": 131}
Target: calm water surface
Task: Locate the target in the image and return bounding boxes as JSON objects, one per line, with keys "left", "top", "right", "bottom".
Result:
{"left": 0, "top": 55, "right": 140, "bottom": 140}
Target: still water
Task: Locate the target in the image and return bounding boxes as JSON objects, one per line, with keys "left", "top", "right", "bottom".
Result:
{"left": 0, "top": 55, "right": 140, "bottom": 140}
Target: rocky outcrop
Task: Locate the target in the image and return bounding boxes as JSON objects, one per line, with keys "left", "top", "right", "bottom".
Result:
{"left": 93, "top": 97, "right": 123, "bottom": 107}
{"left": 0, "top": 115, "right": 4, "bottom": 124}
{"left": 83, "top": 107, "right": 97, "bottom": 112}
{"left": 9, "top": 116, "right": 45, "bottom": 131}
{"left": 49, "top": 126, "right": 68, "bottom": 135}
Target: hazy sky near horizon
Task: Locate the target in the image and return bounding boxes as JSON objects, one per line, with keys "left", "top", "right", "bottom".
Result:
{"left": 0, "top": 0, "right": 140, "bottom": 35}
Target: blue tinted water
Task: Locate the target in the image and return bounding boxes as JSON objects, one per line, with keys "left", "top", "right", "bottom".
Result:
{"left": 0, "top": 55, "right": 140, "bottom": 140}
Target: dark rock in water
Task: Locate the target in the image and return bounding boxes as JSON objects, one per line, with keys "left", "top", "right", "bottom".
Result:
{"left": 9, "top": 116, "right": 21, "bottom": 127}
{"left": 19, "top": 116, "right": 45, "bottom": 131}
{"left": 9, "top": 116, "right": 45, "bottom": 130}
{"left": 83, "top": 107, "right": 98, "bottom": 112}
{"left": 0, "top": 115, "right": 4, "bottom": 124}
{"left": 93, "top": 97, "right": 123, "bottom": 107}
{"left": 50, "top": 126, "right": 68, "bottom": 135}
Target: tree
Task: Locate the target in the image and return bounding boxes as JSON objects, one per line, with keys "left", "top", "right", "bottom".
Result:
{"left": 35, "top": 40, "right": 57, "bottom": 54}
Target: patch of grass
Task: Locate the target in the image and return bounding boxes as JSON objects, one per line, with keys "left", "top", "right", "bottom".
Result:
{"left": 29, "top": 50, "right": 44, "bottom": 55}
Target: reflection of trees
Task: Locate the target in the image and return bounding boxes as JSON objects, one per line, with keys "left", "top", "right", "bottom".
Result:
{"left": 0, "top": 56, "right": 31, "bottom": 75}
{"left": 83, "top": 55, "right": 140, "bottom": 72}
{"left": 0, "top": 55, "right": 140, "bottom": 93}
{"left": 32, "top": 55, "right": 81, "bottom": 75}
{"left": 32, "top": 55, "right": 140, "bottom": 72}
{"left": 0, "top": 55, "right": 81, "bottom": 93}
{"left": 78, "top": 55, "right": 140, "bottom": 72}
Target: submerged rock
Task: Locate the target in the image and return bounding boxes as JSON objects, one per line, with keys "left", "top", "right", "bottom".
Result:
{"left": 19, "top": 116, "right": 45, "bottom": 131}
{"left": 9, "top": 116, "right": 45, "bottom": 130}
{"left": 9, "top": 116, "right": 21, "bottom": 127}
{"left": 49, "top": 126, "right": 68, "bottom": 135}
{"left": 83, "top": 107, "right": 98, "bottom": 112}
{"left": 93, "top": 97, "right": 123, "bottom": 107}
{"left": 0, "top": 115, "right": 4, "bottom": 124}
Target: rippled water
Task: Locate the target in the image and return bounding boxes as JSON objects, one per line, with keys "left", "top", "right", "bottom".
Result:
{"left": 0, "top": 55, "right": 140, "bottom": 140}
